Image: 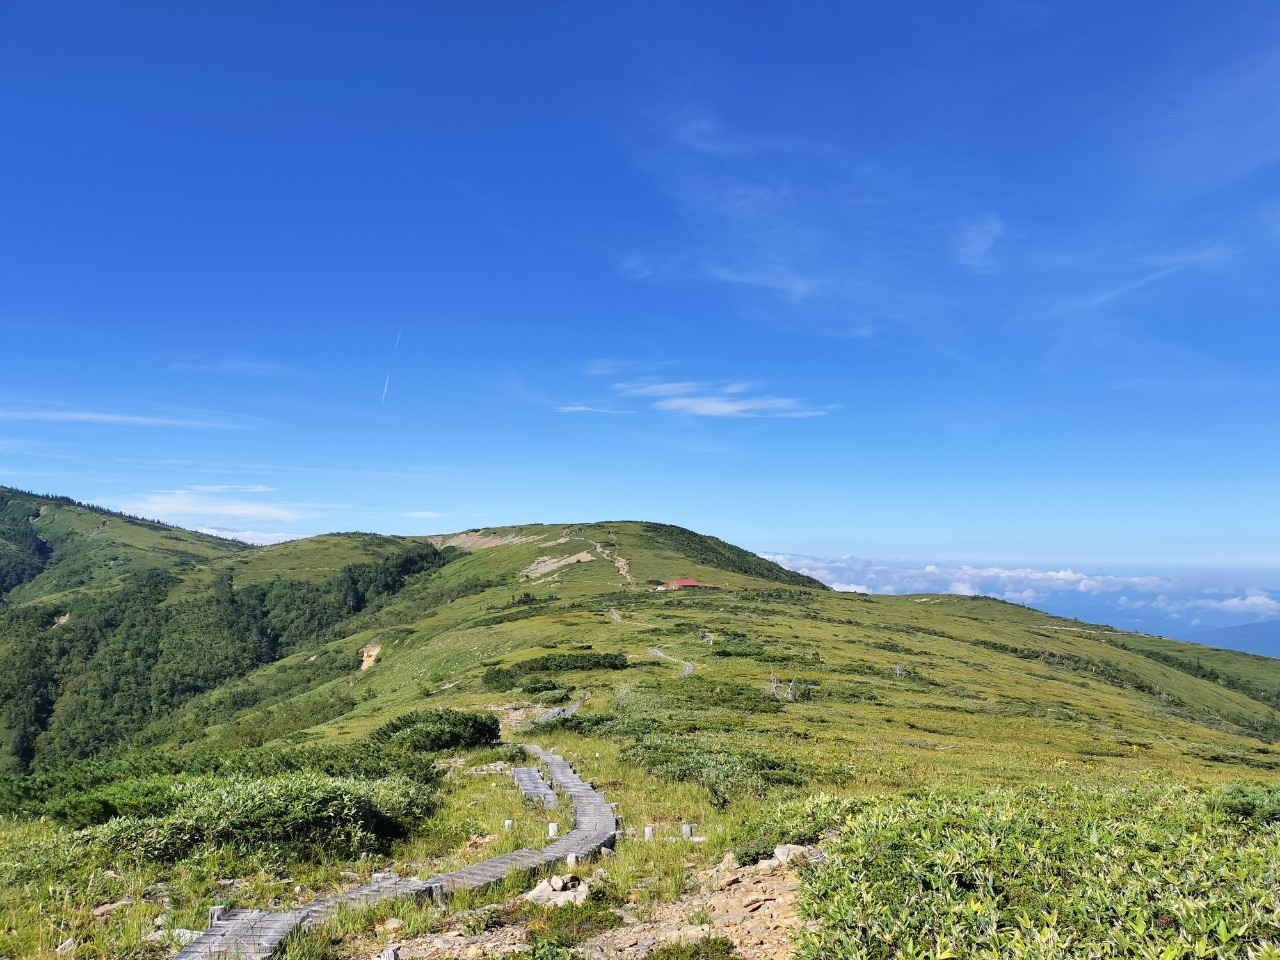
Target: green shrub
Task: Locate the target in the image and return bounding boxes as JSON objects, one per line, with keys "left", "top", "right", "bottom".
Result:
{"left": 1, "top": 731, "right": 445, "bottom": 819}
{"left": 484, "top": 653, "right": 628, "bottom": 691}
{"left": 370, "top": 709, "right": 500, "bottom": 752}
{"left": 525, "top": 900, "right": 622, "bottom": 947}
{"left": 1211, "top": 782, "right": 1280, "bottom": 823}
{"left": 41, "top": 776, "right": 183, "bottom": 829}
{"left": 797, "top": 785, "right": 1280, "bottom": 960}
{"left": 623, "top": 737, "right": 808, "bottom": 807}
{"left": 648, "top": 938, "right": 742, "bottom": 959}
{"left": 88, "top": 773, "right": 436, "bottom": 862}
{"left": 730, "top": 793, "right": 862, "bottom": 865}
{"left": 515, "top": 652, "right": 629, "bottom": 673}
{"left": 521, "top": 677, "right": 564, "bottom": 695}
{"left": 483, "top": 667, "right": 520, "bottom": 691}
{"left": 534, "top": 713, "right": 657, "bottom": 738}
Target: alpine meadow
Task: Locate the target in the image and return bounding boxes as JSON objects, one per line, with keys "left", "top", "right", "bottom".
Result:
{"left": 4, "top": 3, "right": 1280, "bottom": 960}
{"left": 1, "top": 487, "right": 1278, "bottom": 959}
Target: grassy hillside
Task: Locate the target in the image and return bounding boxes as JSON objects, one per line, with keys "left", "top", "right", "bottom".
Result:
{"left": 2, "top": 505, "right": 1280, "bottom": 957}
{"left": 0, "top": 487, "right": 246, "bottom": 605}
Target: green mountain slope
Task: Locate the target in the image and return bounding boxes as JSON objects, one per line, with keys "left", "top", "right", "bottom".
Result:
{"left": 0, "top": 486, "right": 246, "bottom": 605}
{"left": 3, "top": 498, "right": 1280, "bottom": 958}
{"left": 3, "top": 504, "right": 1280, "bottom": 785}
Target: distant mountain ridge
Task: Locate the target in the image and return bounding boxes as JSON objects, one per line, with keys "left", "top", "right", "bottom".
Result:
{"left": 3, "top": 482, "right": 1280, "bottom": 794}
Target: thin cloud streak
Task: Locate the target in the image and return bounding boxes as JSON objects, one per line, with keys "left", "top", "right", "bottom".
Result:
{"left": 170, "top": 359, "right": 294, "bottom": 376}
{"left": 0, "top": 409, "right": 237, "bottom": 428}
{"left": 188, "top": 484, "right": 276, "bottom": 493}
{"left": 654, "top": 395, "right": 826, "bottom": 418}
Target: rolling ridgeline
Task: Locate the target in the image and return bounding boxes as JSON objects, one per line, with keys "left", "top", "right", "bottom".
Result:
{"left": 1, "top": 485, "right": 1279, "bottom": 960}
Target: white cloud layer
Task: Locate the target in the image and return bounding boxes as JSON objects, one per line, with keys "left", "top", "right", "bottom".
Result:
{"left": 121, "top": 490, "right": 307, "bottom": 523}
{"left": 196, "top": 526, "right": 300, "bottom": 546}
{"left": 763, "top": 552, "right": 1280, "bottom": 635}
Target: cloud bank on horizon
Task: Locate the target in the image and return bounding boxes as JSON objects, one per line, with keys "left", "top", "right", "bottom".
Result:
{"left": 765, "top": 553, "right": 1280, "bottom": 639}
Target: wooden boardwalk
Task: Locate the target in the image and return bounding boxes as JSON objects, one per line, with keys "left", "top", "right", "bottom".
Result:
{"left": 532, "top": 697, "right": 584, "bottom": 725}
{"left": 175, "top": 745, "right": 616, "bottom": 959}
{"left": 512, "top": 764, "right": 559, "bottom": 807}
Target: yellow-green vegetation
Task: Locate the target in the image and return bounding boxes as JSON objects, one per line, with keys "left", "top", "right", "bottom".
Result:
{"left": 3, "top": 486, "right": 1280, "bottom": 957}
{"left": 796, "top": 783, "right": 1280, "bottom": 959}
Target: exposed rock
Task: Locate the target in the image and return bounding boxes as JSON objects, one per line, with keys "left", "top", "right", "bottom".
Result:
{"left": 92, "top": 898, "right": 132, "bottom": 921}
{"left": 521, "top": 875, "right": 589, "bottom": 907}
{"left": 773, "top": 843, "right": 812, "bottom": 865}
{"left": 55, "top": 938, "right": 75, "bottom": 955}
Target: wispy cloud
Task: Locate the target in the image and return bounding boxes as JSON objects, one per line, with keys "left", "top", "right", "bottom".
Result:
{"left": 404, "top": 509, "right": 445, "bottom": 519}
{"left": 1195, "top": 592, "right": 1280, "bottom": 617}
{"left": 671, "top": 119, "right": 852, "bottom": 163}
{"left": 1110, "top": 374, "right": 1277, "bottom": 394}
{"left": 554, "top": 405, "right": 630, "bottom": 414}
{"left": 0, "top": 409, "right": 236, "bottom": 428}
{"left": 188, "top": 484, "right": 276, "bottom": 493}
{"left": 630, "top": 113, "right": 882, "bottom": 309}
{"left": 653, "top": 394, "right": 825, "bottom": 418}
{"left": 614, "top": 380, "right": 708, "bottom": 397}
{"left": 610, "top": 378, "right": 830, "bottom": 418}
{"left": 1084, "top": 247, "right": 1228, "bottom": 308}
{"left": 583, "top": 358, "right": 630, "bottom": 377}
{"left": 170, "top": 359, "right": 294, "bottom": 376}
{"left": 954, "top": 214, "right": 1005, "bottom": 271}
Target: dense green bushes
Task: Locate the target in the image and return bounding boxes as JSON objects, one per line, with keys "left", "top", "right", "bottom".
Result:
{"left": 729, "top": 793, "right": 861, "bottom": 864}
{"left": 797, "top": 785, "right": 1280, "bottom": 960}
{"left": 483, "top": 652, "right": 629, "bottom": 690}
{"left": 369, "top": 709, "right": 500, "bottom": 752}
{"left": 0, "top": 498, "right": 49, "bottom": 596}
{"left": 0, "top": 541, "right": 454, "bottom": 771}
{"left": 88, "top": 774, "right": 434, "bottom": 861}
{"left": 0, "top": 738, "right": 443, "bottom": 820}
{"left": 623, "top": 736, "right": 808, "bottom": 807}
{"left": 1212, "top": 782, "right": 1280, "bottom": 823}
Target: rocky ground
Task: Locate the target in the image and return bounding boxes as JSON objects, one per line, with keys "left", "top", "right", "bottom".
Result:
{"left": 371, "top": 844, "right": 816, "bottom": 960}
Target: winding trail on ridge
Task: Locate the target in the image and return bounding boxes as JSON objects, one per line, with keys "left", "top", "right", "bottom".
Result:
{"left": 649, "top": 647, "right": 696, "bottom": 677}
{"left": 175, "top": 746, "right": 615, "bottom": 960}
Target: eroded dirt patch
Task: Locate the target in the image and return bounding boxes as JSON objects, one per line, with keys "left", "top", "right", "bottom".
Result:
{"left": 524, "top": 550, "right": 596, "bottom": 579}
{"left": 429, "top": 531, "right": 544, "bottom": 551}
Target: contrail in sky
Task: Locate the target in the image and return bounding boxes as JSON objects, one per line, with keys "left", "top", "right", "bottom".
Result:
{"left": 381, "top": 330, "right": 402, "bottom": 406}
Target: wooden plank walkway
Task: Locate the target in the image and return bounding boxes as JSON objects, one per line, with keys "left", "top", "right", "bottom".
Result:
{"left": 533, "top": 698, "right": 583, "bottom": 724}
{"left": 512, "top": 765, "right": 559, "bottom": 807}
{"left": 175, "top": 745, "right": 616, "bottom": 959}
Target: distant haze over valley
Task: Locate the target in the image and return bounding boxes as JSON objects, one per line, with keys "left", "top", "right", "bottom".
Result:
{"left": 767, "top": 552, "right": 1280, "bottom": 654}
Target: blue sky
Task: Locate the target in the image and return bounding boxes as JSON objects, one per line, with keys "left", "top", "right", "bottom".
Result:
{"left": 1, "top": 2, "right": 1278, "bottom": 638}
